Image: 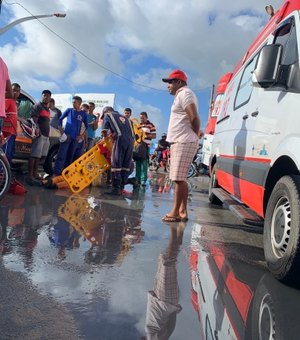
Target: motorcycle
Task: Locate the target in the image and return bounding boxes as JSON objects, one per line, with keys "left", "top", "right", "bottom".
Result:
{"left": 149, "top": 148, "right": 170, "bottom": 172}
{"left": 187, "top": 146, "right": 208, "bottom": 178}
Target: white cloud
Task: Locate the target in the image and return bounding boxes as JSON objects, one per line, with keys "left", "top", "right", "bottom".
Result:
{"left": 232, "top": 14, "right": 265, "bottom": 31}
{"left": 120, "top": 96, "right": 167, "bottom": 136}
{"left": 0, "top": 0, "right": 283, "bottom": 101}
{"left": 132, "top": 68, "right": 171, "bottom": 92}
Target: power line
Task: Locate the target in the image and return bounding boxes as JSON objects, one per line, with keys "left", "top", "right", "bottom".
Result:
{"left": 3, "top": 1, "right": 211, "bottom": 93}
{"left": 3, "top": 0, "right": 167, "bottom": 92}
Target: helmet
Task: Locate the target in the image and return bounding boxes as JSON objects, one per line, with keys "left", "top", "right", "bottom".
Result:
{"left": 162, "top": 133, "right": 167, "bottom": 138}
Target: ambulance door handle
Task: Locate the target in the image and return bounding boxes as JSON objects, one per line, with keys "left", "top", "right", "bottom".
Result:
{"left": 242, "top": 114, "right": 248, "bottom": 120}
{"left": 251, "top": 111, "right": 259, "bottom": 117}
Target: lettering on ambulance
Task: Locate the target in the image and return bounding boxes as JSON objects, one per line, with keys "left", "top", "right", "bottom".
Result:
{"left": 218, "top": 81, "right": 234, "bottom": 122}
{"left": 211, "top": 94, "right": 223, "bottom": 118}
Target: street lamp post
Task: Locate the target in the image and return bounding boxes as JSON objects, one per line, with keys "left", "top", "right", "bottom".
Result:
{"left": 0, "top": 13, "right": 66, "bottom": 36}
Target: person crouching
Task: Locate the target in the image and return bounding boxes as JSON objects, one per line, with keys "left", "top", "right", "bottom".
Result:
{"left": 101, "top": 106, "right": 134, "bottom": 195}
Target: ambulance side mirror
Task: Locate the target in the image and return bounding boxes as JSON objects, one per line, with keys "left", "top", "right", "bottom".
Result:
{"left": 253, "top": 44, "right": 282, "bottom": 88}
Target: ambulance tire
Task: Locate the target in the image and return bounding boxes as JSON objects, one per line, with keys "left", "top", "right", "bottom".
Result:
{"left": 248, "top": 273, "right": 283, "bottom": 340}
{"left": 264, "top": 175, "right": 300, "bottom": 286}
{"left": 208, "top": 165, "right": 222, "bottom": 205}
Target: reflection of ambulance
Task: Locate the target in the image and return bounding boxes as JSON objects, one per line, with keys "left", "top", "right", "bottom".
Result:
{"left": 209, "top": 1, "right": 300, "bottom": 285}
{"left": 202, "top": 73, "right": 232, "bottom": 167}
{"left": 190, "top": 224, "right": 300, "bottom": 340}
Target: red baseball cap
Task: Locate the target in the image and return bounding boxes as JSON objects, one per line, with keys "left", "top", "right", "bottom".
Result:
{"left": 162, "top": 69, "right": 187, "bottom": 82}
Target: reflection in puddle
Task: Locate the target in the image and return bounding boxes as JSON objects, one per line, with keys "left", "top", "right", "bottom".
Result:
{"left": 0, "top": 187, "right": 147, "bottom": 277}
{"left": 190, "top": 223, "right": 300, "bottom": 340}
{"left": 145, "top": 223, "right": 185, "bottom": 339}
{"left": 1, "top": 174, "right": 272, "bottom": 339}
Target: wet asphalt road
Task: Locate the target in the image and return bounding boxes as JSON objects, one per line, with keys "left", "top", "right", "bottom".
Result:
{"left": 1, "top": 172, "right": 300, "bottom": 340}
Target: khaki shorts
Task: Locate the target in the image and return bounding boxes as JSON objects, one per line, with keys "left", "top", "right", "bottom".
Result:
{"left": 169, "top": 141, "right": 198, "bottom": 181}
{"left": 31, "top": 135, "right": 50, "bottom": 158}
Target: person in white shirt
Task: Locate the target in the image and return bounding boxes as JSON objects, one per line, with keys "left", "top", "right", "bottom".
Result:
{"left": 162, "top": 69, "right": 201, "bottom": 223}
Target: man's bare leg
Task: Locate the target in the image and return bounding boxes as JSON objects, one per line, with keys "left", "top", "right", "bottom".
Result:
{"left": 165, "top": 180, "right": 188, "bottom": 218}
{"left": 178, "top": 181, "right": 189, "bottom": 220}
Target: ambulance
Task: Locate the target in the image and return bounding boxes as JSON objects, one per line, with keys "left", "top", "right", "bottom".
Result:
{"left": 209, "top": 0, "right": 300, "bottom": 285}
{"left": 202, "top": 72, "right": 232, "bottom": 167}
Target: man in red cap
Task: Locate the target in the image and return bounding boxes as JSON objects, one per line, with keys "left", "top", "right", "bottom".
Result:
{"left": 161, "top": 69, "right": 200, "bottom": 222}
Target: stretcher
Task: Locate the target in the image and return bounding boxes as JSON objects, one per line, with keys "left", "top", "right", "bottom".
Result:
{"left": 58, "top": 118, "right": 143, "bottom": 194}
{"left": 58, "top": 195, "right": 104, "bottom": 245}
{"left": 131, "top": 118, "right": 146, "bottom": 145}
{"left": 61, "top": 137, "right": 112, "bottom": 193}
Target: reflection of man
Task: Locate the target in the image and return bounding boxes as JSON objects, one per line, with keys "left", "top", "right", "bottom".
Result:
{"left": 162, "top": 70, "right": 200, "bottom": 223}
{"left": 145, "top": 224, "right": 184, "bottom": 339}
{"left": 84, "top": 199, "right": 126, "bottom": 265}
{"left": 102, "top": 106, "right": 134, "bottom": 195}
{"left": 50, "top": 219, "right": 80, "bottom": 259}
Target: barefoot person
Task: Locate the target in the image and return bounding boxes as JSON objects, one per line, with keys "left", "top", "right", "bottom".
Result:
{"left": 162, "top": 69, "right": 200, "bottom": 222}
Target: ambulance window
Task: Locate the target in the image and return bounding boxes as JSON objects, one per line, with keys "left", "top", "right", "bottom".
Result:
{"left": 234, "top": 54, "right": 259, "bottom": 109}
{"left": 274, "top": 20, "right": 298, "bottom": 65}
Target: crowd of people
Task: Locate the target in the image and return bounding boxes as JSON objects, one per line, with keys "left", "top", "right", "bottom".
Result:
{"left": 0, "top": 67, "right": 159, "bottom": 196}
{"left": 1, "top": 58, "right": 201, "bottom": 222}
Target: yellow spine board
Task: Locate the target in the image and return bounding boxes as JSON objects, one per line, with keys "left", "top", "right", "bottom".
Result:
{"left": 58, "top": 196, "right": 104, "bottom": 241}
{"left": 131, "top": 118, "right": 146, "bottom": 145}
{"left": 61, "top": 137, "right": 112, "bottom": 194}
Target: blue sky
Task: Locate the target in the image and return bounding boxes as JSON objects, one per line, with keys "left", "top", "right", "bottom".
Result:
{"left": 0, "top": 0, "right": 282, "bottom": 138}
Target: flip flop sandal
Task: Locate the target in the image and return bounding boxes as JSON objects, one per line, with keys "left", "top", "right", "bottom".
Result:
{"left": 162, "top": 214, "right": 181, "bottom": 223}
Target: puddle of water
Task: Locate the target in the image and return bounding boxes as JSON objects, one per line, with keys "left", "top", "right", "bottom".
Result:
{"left": 0, "top": 174, "right": 200, "bottom": 339}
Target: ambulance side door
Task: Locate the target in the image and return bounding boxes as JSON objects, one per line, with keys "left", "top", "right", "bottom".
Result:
{"left": 251, "top": 15, "right": 300, "bottom": 162}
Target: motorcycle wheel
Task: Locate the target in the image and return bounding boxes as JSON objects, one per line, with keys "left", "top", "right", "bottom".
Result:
{"left": 187, "top": 163, "right": 196, "bottom": 178}
{"left": 149, "top": 156, "right": 159, "bottom": 172}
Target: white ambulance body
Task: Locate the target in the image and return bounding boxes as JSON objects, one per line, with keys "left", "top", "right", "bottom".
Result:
{"left": 210, "top": 0, "right": 300, "bottom": 285}
{"left": 202, "top": 73, "right": 232, "bottom": 167}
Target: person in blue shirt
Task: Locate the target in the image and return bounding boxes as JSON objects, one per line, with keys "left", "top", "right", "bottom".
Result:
{"left": 86, "top": 102, "right": 99, "bottom": 150}
{"left": 53, "top": 96, "right": 88, "bottom": 176}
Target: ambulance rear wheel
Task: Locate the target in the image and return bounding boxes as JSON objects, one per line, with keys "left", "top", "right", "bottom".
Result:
{"left": 208, "top": 165, "right": 222, "bottom": 205}
{"left": 264, "top": 175, "right": 300, "bottom": 286}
